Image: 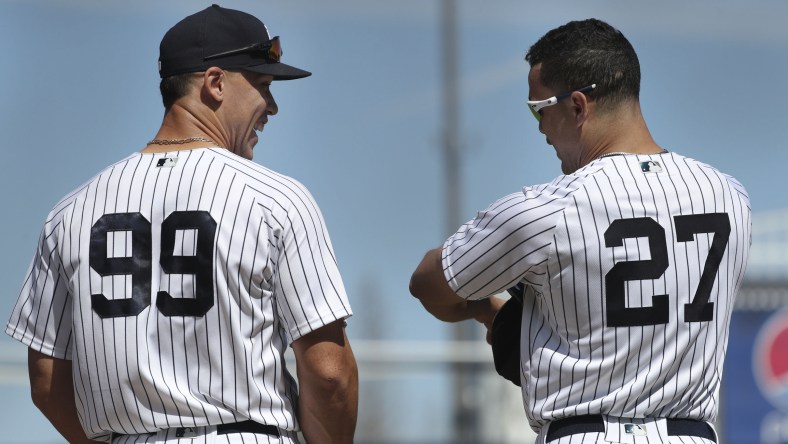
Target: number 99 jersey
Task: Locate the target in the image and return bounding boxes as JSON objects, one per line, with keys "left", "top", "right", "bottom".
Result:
{"left": 441, "top": 152, "right": 750, "bottom": 432}
{"left": 6, "top": 148, "right": 352, "bottom": 440}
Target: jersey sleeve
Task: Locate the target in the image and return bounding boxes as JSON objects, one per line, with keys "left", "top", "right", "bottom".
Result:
{"left": 6, "top": 210, "right": 74, "bottom": 359}
{"left": 273, "top": 183, "right": 352, "bottom": 344}
{"left": 442, "top": 183, "right": 570, "bottom": 300}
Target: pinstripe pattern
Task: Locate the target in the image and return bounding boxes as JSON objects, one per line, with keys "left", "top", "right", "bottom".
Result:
{"left": 542, "top": 435, "right": 716, "bottom": 444}
{"left": 442, "top": 152, "right": 751, "bottom": 436}
{"left": 534, "top": 415, "right": 719, "bottom": 443}
{"left": 537, "top": 431, "right": 717, "bottom": 444}
{"left": 7, "top": 148, "right": 351, "bottom": 440}
{"left": 110, "top": 425, "right": 301, "bottom": 443}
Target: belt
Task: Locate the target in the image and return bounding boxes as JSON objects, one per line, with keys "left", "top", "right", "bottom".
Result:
{"left": 546, "top": 415, "right": 716, "bottom": 442}
{"left": 216, "top": 420, "right": 280, "bottom": 437}
{"left": 116, "top": 420, "right": 280, "bottom": 439}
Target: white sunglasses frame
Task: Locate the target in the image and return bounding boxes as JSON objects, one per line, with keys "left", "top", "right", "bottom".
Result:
{"left": 527, "top": 84, "right": 596, "bottom": 121}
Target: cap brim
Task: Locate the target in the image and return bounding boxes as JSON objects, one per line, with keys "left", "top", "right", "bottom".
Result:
{"left": 244, "top": 62, "right": 311, "bottom": 80}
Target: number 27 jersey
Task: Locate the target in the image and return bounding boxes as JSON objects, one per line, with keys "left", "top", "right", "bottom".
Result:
{"left": 6, "top": 148, "right": 352, "bottom": 438}
{"left": 442, "top": 152, "right": 751, "bottom": 430}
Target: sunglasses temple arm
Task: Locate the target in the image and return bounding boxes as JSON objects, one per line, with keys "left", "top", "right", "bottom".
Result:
{"left": 204, "top": 48, "right": 245, "bottom": 61}
{"left": 204, "top": 40, "right": 276, "bottom": 61}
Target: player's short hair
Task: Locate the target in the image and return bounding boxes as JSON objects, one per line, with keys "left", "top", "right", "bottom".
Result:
{"left": 159, "top": 73, "right": 198, "bottom": 109}
{"left": 525, "top": 19, "right": 640, "bottom": 111}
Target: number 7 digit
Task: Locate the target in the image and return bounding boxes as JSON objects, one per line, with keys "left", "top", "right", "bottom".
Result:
{"left": 674, "top": 213, "right": 731, "bottom": 323}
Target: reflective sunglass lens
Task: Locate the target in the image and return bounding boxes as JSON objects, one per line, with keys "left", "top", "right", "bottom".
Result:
{"left": 268, "top": 37, "right": 282, "bottom": 62}
{"left": 529, "top": 106, "right": 541, "bottom": 122}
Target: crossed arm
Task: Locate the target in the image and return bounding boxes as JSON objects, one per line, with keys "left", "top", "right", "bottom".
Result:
{"left": 409, "top": 247, "right": 504, "bottom": 327}
{"left": 292, "top": 319, "right": 359, "bottom": 444}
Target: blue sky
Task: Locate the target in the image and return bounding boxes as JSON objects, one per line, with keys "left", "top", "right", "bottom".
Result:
{"left": 1, "top": 1, "right": 787, "bottom": 442}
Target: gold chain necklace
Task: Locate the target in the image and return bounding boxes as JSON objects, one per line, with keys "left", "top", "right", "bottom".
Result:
{"left": 147, "top": 137, "right": 217, "bottom": 146}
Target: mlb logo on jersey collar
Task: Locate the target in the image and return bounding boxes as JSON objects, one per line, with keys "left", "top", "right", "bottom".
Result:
{"left": 157, "top": 157, "right": 178, "bottom": 168}
{"left": 640, "top": 160, "right": 662, "bottom": 173}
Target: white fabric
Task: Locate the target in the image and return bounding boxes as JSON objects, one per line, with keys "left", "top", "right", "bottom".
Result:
{"left": 7, "top": 148, "right": 352, "bottom": 439}
{"left": 442, "top": 152, "right": 751, "bottom": 434}
{"left": 112, "top": 424, "right": 301, "bottom": 444}
{"left": 535, "top": 416, "right": 718, "bottom": 444}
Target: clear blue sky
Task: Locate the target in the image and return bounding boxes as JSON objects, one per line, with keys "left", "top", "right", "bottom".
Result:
{"left": 1, "top": 1, "right": 787, "bottom": 442}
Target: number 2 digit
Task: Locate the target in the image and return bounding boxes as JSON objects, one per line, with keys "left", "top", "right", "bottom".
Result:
{"left": 604, "top": 217, "right": 669, "bottom": 327}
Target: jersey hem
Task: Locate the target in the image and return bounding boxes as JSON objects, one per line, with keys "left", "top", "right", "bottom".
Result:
{"left": 287, "top": 310, "right": 353, "bottom": 344}
{"left": 5, "top": 326, "right": 71, "bottom": 359}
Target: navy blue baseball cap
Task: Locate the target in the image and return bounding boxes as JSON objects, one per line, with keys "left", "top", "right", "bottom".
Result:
{"left": 158, "top": 4, "right": 311, "bottom": 80}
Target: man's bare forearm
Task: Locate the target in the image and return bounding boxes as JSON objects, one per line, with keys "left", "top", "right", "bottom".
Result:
{"left": 294, "top": 321, "right": 359, "bottom": 444}
{"left": 28, "top": 349, "right": 104, "bottom": 444}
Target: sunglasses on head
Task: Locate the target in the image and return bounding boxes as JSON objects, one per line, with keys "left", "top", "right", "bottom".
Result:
{"left": 526, "top": 84, "right": 596, "bottom": 122}
{"left": 204, "top": 36, "right": 282, "bottom": 63}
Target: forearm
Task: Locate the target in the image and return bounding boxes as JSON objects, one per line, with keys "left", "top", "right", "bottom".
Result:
{"left": 294, "top": 322, "right": 359, "bottom": 444}
{"left": 417, "top": 293, "right": 493, "bottom": 323}
{"left": 28, "top": 349, "right": 103, "bottom": 444}
{"left": 410, "top": 247, "right": 486, "bottom": 322}
{"left": 35, "top": 394, "right": 101, "bottom": 444}
{"left": 298, "top": 368, "right": 358, "bottom": 444}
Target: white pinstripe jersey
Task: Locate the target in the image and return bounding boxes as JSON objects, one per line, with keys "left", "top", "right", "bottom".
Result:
{"left": 442, "top": 152, "right": 751, "bottom": 432}
{"left": 6, "top": 147, "right": 352, "bottom": 440}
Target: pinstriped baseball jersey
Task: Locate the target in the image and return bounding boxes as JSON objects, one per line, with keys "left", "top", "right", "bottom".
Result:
{"left": 442, "top": 152, "right": 751, "bottom": 433}
{"left": 6, "top": 147, "right": 352, "bottom": 440}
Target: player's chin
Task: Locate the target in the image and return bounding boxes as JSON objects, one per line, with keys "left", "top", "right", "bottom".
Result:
{"left": 230, "top": 140, "right": 255, "bottom": 160}
{"left": 558, "top": 158, "right": 571, "bottom": 174}
{"left": 243, "top": 132, "right": 259, "bottom": 159}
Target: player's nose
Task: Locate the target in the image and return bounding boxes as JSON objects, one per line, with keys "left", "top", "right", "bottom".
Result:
{"left": 266, "top": 94, "right": 278, "bottom": 116}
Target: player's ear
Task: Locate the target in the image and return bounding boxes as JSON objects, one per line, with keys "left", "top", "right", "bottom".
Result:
{"left": 571, "top": 91, "right": 591, "bottom": 127}
{"left": 202, "top": 67, "right": 226, "bottom": 105}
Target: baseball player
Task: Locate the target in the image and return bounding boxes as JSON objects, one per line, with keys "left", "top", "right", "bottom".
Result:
{"left": 410, "top": 19, "right": 750, "bottom": 443}
{"left": 6, "top": 5, "right": 357, "bottom": 444}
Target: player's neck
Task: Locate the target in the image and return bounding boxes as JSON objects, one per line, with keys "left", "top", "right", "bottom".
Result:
{"left": 142, "top": 104, "right": 224, "bottom": 153}
{"left": 583, "top": 103, "right": 664, "bottom": 162}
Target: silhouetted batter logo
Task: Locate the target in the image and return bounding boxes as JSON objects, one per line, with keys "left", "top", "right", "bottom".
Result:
{"left": 754, "top": 309, "right": 788, "bottom": 411}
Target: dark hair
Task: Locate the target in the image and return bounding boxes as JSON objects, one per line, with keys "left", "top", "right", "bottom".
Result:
{"left": 525, "top": 19, "right": 640, "bottom": 110}
{"left": 159, "top": 73, "right": 198, "bottom": 109}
